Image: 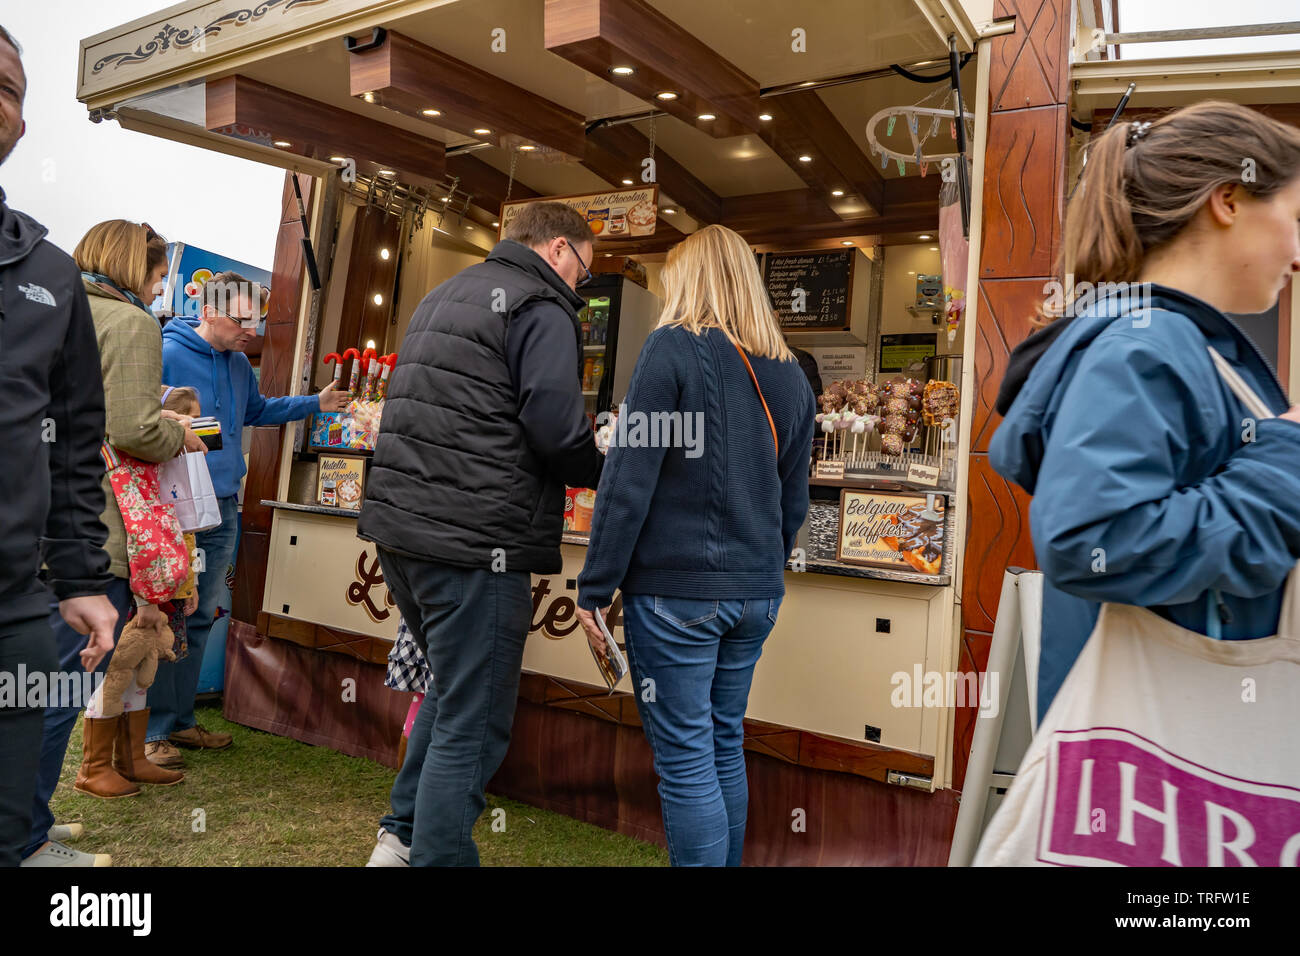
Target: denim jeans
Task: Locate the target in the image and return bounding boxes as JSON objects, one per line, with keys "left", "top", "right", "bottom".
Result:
{"left": 147, "top": 494, "right": 240, "bottom": 742}
{"left": 1, "top": 614, "right": 59, "bottom": 866}
{"left": 23, "top": 577, "right": 133, "bottom": 859}
{"left": 377, "top": 548, "right": 531, "bottom": 866}
{"left": 621, "top": 593, "right": 781, "bottom": 867}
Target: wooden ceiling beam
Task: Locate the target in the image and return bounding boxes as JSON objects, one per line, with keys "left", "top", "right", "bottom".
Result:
{"left": 583, "top": 123, "right": 723, "bottom": 223}
{"left": 205, "top": 74, "right": 445, "bottom": 183}
{"left": 545, "top": 0, "right": 761, "bottom": 139}
{"left": 760, "top": 90, "right": 887, "bottom": 214}
{"left": 720, "top": 189, "right": 839, "bottom": 231}
{"left": 349, "top": 30, "right": 588, "bottom": 158}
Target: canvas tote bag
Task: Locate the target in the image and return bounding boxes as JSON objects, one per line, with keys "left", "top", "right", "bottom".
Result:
{"left": 158, "top": 451, "right": 223, "bottom": 533}
{"left": 974, "top": 348, "right": 1300, "bottom": 866}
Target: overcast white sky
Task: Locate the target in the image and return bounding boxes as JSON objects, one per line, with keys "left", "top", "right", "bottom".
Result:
{"left": 1, "top": 1, "right": 1297, "bottom": 267}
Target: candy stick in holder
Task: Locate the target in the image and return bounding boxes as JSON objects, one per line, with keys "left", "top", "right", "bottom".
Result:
{"left": 361, "top": 349, "right": 382, "bottom": 402}
{"left": 322, "top": 352, "right": 344, "bottom": 388}
{"left": 343, "top": 348, "right": 362, "bottom": 396}
{"left": 375, "top": 354, "right": 397, "bottom": 401}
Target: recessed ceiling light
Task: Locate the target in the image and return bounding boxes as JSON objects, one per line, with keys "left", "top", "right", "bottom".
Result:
{"left": 491, "top": 221, "right": 499, "bottom": 227}
{"left": 797, "top": 154, "right": 813, "bottom": 163}
{"left": 610, "top": 65, "right": 635, "bottom": 75}
{"left": 440, "top": 196, "right": 449, "bottom": 203}
{"left": 831, "top": 189, "right": 844, "bottom": 197}
{"left": 329, "top": 155, "right": 347, "bottom": 162}
{"left": 473, "top": 128, "right": 491, "bottom": 135}
{"left": 519, "top": 144, "right": 537, "bottom": 151}
{"left": 379, "top": 248, "right": 390, "bottom": 260}
{"left": 362, "top": 92, "right": 374, "bottom": 103}
{"left": 273, "top": 140, "right": 291, "bottom": 148}
{"left": 930, "top": 246, "right": 939, "bottom": 251}
{"left": 661, "top": 207, "right": 676, "bottom": 214}
{"left": 372, "top": 294, "right": 383, "bottom": 306}
{"left": 421, "top": 108, "right": 441, "bottom": 116}
{"left": 656, "top": 91, "right": 678, "bottom": 100}
{"left": 621, "top": 178, "right": 633, "bottom": 185}
{"left": 841, "top": 240, "right": 854, "bottom": 246}
{"left": 604, "top": 253, "right": 612, "bottom": 257}
{"left": 697, "top": 113, "right": 716, "bottom": 121}
{"left": 919, "top": 234, "right": 932, "bottom": 240}
{"left": 758, "top": 113, "right": 773, "bottom": 122}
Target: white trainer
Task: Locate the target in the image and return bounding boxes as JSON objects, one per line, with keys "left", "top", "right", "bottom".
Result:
{"left": 21, "top": 841, "right": 111, "bottom": 867}
{"left": 365, "top": 828, "right": 410, "bottom": 867}
{"left": 48, "top": 823, "right": 85, "bottom": 843}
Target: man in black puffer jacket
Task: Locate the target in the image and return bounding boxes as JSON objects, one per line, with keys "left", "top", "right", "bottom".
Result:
{"left": 0, "top": 26, "right": 120, "bottom": 868}
{"left": 359, "top": 201, "right": 603, "bottom": 866}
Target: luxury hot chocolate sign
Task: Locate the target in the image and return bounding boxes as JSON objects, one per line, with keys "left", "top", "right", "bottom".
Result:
{"left": 837, "top": 490, "right": 945, "bottom": 576}
{"left": 500, "top": 186, "right": 659, "bottom": 241}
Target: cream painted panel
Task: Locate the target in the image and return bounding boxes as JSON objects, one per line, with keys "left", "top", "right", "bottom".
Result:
{"left": 264, "top": 510, "right": 399, "bottom": 640}
{"left": 520, "top": 545, "right": 941, "bottom": 751}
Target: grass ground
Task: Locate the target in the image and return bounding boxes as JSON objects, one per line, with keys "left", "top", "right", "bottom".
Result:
{"left": 50, "top": 703, "right": 668, "bottom": 867}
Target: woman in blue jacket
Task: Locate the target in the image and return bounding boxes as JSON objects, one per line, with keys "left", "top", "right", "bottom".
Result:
{"left": 575, "top": 225, "right": 814, "bottom": 866}
{"left": 991, "top": 101, "right": 1300, "bottom": 724}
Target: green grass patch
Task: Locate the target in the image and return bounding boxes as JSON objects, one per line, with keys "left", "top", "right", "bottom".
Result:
{"left": 50, "top": 703, "right": 667, "bottom": 867}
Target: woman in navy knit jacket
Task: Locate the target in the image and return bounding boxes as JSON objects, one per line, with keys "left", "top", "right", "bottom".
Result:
{"left": 576, "top": 225, "right": 815, "bottom": 866}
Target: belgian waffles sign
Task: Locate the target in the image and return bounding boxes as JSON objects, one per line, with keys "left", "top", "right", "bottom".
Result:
{"left": 837, "top": 490, "right": 945, "bottom": 575}
{"left": 1035, "top": 728, "right": 1300, "bottom": 867}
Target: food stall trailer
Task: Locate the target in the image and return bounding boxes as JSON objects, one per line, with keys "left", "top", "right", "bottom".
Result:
{"left": 72, "top": 0, "right": 1210, "bottom": 865}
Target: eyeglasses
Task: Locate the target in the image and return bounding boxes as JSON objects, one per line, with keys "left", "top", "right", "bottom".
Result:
{"left": 563, "top": 238, "right": 593, "bottom": 288}
{"left": 215, "top": 305, "right": 261, "bottom": 330}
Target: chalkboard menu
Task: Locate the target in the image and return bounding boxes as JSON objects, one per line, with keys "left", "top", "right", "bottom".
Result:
{"left": 763, "top": 249, "right": 854, "bottom": 330}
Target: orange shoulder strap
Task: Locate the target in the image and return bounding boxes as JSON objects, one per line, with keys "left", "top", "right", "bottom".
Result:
{"left": 731, "top": 340, "right": 779, "bottom": 457}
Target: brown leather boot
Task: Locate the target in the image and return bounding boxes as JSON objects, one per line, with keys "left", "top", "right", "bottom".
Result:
{"left": 114, "top": 709, "right": 184, "bottom": 786}
{"left": 74, "top": 716, "right": 141, "bottom": 799}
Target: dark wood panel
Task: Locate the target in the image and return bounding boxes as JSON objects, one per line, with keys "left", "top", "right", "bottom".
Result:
{"left": 205, "top": 75, "right": 446, "bottom": 184}
{"left": 585, "top": 123, "right": 722, "bottom": 223}
{"left": 977, "top": 106, "right": 1064, "bottom": 279}
{"left": 231, "top": 529, "right": 269, "bottom": 626}
{"left": 239, "top": 427, "right": 285, "bottom": 535}
{"left": 545, "top": 0, "right": 760, "bottom": 140}
{"left": 970, "top": 278, "right": 1049, "bottom": 453}
{"left": 951, "top": 627, "right": 992, "bottom": 791}
{"left": 990, "top": 0, "right": 1070, "bottom": 111}
{"left": 761, "top": 90, "right": 886, "bottom": 213}
{"left": 490, "top": 696, "right": 960, "bottom": 865}
{"left": 223, "top": 620, "right": 408, "bottom": 768}
{"left": 961, "top": 455, "right": 1037, "bottom": 634}
{"left": 335, "top": 205, "right": 403, "bottom": 357}
{"left": 349, "top": 30, "right": 587, "bottom": 158}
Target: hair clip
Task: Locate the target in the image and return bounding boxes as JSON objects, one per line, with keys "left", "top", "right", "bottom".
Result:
{"left": 1126, "top": 120, "right": 1152, "bottom": 148}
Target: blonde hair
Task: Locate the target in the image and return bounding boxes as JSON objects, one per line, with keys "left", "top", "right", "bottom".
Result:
{"left": 73, "top": 220, "right": 168, "bottom": 298}
{"left": 657, "top": 225, "right": 793, "bottom": 361}
{"left": 162, "top": 385, "right": 200, "bottom": 416}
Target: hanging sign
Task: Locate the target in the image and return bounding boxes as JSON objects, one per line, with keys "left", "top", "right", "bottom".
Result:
{"left": 499, "top": 186, "right": 659, "bottom": 241}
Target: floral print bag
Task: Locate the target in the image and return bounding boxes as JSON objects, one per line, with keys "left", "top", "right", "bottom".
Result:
{"left": 101, "top": 444, "right": 190, "bottom": 604}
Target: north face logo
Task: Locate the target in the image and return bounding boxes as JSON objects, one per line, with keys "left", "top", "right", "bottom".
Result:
{"left": 18, "top": 283, "right": 56, "bottom": 307}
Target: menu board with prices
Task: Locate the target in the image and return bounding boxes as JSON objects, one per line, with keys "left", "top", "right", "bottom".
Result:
{"left": 764, "top": 250, "right": 854, "bottom": 330}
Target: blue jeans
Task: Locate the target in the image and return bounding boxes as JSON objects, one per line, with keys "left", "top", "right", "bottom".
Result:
{"left": 147, "top": 495, "right": 240, "bottom": 742}
{"left": 621, "top": 593, "right": 781, "bottom": 867}
{"left": 23, "top": 577, "right": 133, "bottom": 859}
{"left": 377, "top": 548, "right": 531, "bottom": 866}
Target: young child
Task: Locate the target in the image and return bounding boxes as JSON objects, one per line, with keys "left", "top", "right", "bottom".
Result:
{"left": 160, "top": 386, "right": 202, "bottom": 652}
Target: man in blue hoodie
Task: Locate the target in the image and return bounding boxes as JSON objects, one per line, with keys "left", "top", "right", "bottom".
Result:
{"left": 149, "top": 271, "right": 348, "bottom": 764}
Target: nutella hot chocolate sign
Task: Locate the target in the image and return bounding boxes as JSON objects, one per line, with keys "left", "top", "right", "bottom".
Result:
{"left": 1038, "top": 728, "right": 1300, "bottom": 867}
